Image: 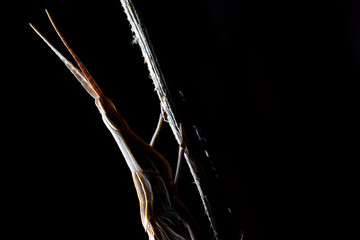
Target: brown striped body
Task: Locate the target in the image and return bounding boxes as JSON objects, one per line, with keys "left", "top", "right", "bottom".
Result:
{"left": 30, "top": 10, "right": 196, "bottom": 240}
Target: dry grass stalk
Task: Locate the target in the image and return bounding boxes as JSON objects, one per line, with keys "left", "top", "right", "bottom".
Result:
{"left": 119, "top": 1, "right": 219, "bottom": 239}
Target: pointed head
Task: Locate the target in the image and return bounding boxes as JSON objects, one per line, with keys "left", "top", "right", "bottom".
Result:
{"left": 95, "top": 96, "right": 128, "bottom": 131}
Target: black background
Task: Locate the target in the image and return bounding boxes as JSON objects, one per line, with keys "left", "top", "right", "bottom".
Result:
{"left": 10, "top": 0, "right": 359, "bottom": 239}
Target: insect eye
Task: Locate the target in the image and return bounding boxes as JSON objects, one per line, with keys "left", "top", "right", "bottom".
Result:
{"left": 105, "top": 112, "right": 124, "bottom": 130}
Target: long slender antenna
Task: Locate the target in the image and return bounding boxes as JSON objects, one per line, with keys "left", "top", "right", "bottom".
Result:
{"left": 30, "top": 16, "right": 98, "bottom": 99}
{"left": 44, "top": 9, "right": 104, "bottom": 98}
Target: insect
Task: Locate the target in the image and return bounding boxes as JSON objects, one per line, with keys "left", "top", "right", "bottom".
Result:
{"left": 30, "top": 10, "right": 197, "bottom": 240}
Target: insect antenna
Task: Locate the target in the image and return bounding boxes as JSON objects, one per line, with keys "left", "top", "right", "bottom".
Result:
{"left": 44, "top": 9, "right": 104, "bottom": 99}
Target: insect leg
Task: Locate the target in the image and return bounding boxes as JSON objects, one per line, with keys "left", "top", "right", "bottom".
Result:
{"left": 174, "top": 123, "right": 185, "bottom": 186}
{"left": 185, "top": 222, "right": 198, "bottom": 240}
{"left": 150, "top": 107, "right": 165, "bottom": 146}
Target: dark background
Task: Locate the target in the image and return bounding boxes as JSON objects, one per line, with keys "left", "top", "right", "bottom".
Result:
{"left": 10, "top": 0, "right": 359, "bottom": 239}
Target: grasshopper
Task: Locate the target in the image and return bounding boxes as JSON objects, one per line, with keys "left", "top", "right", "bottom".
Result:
{"left": 30, "top": 10, "right": 197, "bottom": 240}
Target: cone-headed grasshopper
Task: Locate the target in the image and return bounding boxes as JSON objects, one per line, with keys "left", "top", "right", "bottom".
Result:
{"left": 30, "top": 10, "right": 197, "bottom": 240}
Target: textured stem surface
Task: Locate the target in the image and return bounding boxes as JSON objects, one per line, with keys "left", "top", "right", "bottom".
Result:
{"left": 119, "top": 1, "right": 219, "bottom": 239}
